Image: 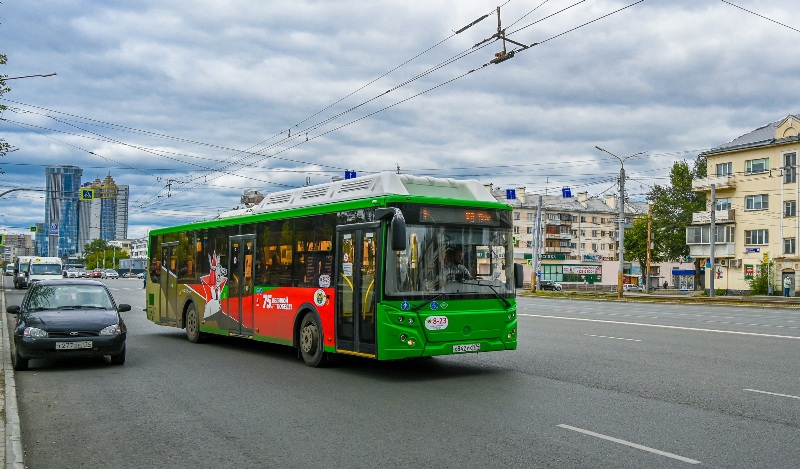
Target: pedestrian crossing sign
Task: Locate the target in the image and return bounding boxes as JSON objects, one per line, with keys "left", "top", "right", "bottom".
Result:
{"left": 0, "top": 234, "right": 4, "bottom": 246}
{"left": 30, "top": 226, "right": 37, "bottom": 233}
{"left": 80, "top": 188, "right": 94, "bottom": 200}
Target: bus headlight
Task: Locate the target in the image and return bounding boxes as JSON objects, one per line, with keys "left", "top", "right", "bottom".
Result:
{"left": 407, "top": 339, "right": 416, "bottom": 347}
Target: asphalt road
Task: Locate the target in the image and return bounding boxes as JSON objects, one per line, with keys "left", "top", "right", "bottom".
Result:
{"left": 5, "top": 280, "right": 800, "bottom": 468}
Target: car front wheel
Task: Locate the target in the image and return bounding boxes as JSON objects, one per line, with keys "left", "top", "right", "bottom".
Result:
{"left": 12, "top": 347, "right": 28, "bottom": 371}
{"left": 110, "top": 345, "right": 126, "bottom": 365}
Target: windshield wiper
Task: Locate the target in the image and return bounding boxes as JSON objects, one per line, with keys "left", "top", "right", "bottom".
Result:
{"left": 461, "top": 280, "right": 511, "bottom": 308}
{"left": 411, "top": 293, "right": 447, "bottom": 312}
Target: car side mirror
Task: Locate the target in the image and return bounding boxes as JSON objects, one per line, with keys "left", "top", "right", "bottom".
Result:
{"left": 6, "top": 305, "right": 20, "bottom": 315}
{"left": 117, "top": 304, "right": 132, "bottom": 313}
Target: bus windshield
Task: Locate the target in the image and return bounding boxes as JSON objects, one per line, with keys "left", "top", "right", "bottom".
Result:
{"left": 384, "top": 223, "right": 513, "bottom": 297}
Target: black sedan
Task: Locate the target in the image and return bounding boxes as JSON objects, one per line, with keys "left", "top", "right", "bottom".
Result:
{"left": 6, "top": 279, "right": 130, "bottom": 370}
{"left": 539, "top": 280, "right": 563, "bottom": 291}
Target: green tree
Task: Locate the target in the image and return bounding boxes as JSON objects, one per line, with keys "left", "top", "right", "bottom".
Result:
{"left": 747, "top": 258, "right": 773, "bottom": 295}
{"left": 648, "top": 161, "right": 706, "bottom": 288}
{"left": 623, "top": 214, "right": 652, "bottom": 274}
{"left": 83, "top": 239, "right": 130, "bottom": 270}
{"left": 0, "top": 54, "right": 13, "bottom": 158}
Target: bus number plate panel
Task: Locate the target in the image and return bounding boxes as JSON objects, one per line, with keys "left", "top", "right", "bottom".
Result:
{"left": 453, "top": 343, "right": 480, "bottom": 353}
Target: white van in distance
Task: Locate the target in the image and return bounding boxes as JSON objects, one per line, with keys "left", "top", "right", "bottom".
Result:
{"left": 26, "top": 257, "right": 64, "bottom": 286}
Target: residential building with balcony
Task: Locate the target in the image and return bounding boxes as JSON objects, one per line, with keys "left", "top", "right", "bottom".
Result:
{"left": 691, "top": 114, "right": 800, "bottom": 294}
{"left": 490, "top": 186, "right": 647, "bottom": 288}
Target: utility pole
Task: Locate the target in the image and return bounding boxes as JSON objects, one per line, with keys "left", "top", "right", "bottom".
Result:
{"left": 618, "top": 164, "right": 626, "bottom": 298}
{"left": 646, "top": 203, "right": 652, "bottom": 293}
{"left": 595, "top": 146, "right": 646, "bottom": 299}
{"left": 531, "top": 195, "right": 542, "bottom": 292}
{"left": 709, "top": 184, "right": 716, "bottom": 297}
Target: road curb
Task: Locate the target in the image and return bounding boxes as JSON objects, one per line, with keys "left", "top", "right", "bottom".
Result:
{"left": 1, "top": 279, "right": 24, "bottom": 469}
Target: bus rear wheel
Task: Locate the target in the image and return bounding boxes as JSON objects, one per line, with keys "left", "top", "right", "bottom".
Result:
{"left": 185, "top": 303, "right": 203, "bottom": 343}
{"left": 299, "top": 312, "right": 326, "bottom": 367}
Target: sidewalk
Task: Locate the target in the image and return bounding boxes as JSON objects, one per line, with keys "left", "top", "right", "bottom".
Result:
{"left": 1, "top": 278, "right": 24, "bottom": 468}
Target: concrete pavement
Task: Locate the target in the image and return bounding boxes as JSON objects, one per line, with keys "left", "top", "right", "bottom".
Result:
{"left": 0, "top": 278, "right": 24, "bottom": 469}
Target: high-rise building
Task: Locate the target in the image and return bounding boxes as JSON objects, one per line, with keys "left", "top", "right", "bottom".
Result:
{"left": 78, "top": 181, "right": 101, "bottom": 253}
{"left": 116, "top": 184, "right": 129, "bottom": 240}
{"left": 44, "top": 165, "right": 83, "bottom": 257}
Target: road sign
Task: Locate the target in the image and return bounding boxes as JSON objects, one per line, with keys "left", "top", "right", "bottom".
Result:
{"left": 29, "top": 226, "right": 37, "bottom": 232}
{"left": 50, "top": 222, "right": 59, "bottom": 231}
{"left": 0, "top": 234, "right": 4, "bottom": 246}
{"left": 80, "top": 188, "right": 94, "bottom": 200}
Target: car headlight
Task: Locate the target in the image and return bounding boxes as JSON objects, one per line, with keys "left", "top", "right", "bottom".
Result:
{"left": 23, "top": 327, "right": 48, "bottom": 338}
{"left": 99, "top": 324, "right": 122, "bottom": 336}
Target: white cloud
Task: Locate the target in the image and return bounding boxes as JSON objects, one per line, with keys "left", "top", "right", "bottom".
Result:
{"left": 2, "top": 0, "right": 800, "bottom": 239}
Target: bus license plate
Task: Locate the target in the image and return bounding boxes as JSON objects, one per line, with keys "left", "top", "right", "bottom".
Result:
{"left": 56, "top": 341, "right": 92, "bottom": 350}
{"left": 453, "top": 343, "right": 480, "bottom": 353}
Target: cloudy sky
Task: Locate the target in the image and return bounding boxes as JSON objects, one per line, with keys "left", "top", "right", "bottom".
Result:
{"left": 1, "top": 0, "right": 798, "bottom": 239}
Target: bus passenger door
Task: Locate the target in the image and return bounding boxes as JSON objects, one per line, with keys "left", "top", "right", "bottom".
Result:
{"left": 160, "top": 242, "right": 178, "bottom": 325}
{"left": 228, "top": 235, "right": 255, "bottom": 337}
{"left": 335, "top": 224, "right": 379, "bottom": 357}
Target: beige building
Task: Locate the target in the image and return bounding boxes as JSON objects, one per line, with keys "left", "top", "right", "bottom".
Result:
{"left": 490, "top": 187, "right": 648, "bottom": 289}
{"left": 691, "top": 114, "right": 800, "bottom": 294}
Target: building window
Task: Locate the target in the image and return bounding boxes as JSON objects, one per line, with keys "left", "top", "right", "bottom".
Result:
{"left": 784, "top": 238, "right": 796, "bottom": 255}
{"left": 745, "top": 158, "right": 769, "bottom": 174}
{"left": 686, "top": 225, "right": 735, "bottom": 244}
{"left": 580, "top": 230, "right": 585, "bottom": 237}
{"left": 745, "top": 229, "right": 769, "bottom": 245}
{"left": 716, "top": 162, "right": 732, "bottom": 176}
{"left": 526, "top": 241, "right": 532, "bottom": 248}
{"left": 591, "top": 243, "right": 598, "bottom": 251}
{"left": 513, "top": 226, "right": 520, "bottom": 234}
{"left": 715, "top": 197, "right": 732, "bottom": 211}
{"left": 591, "top": 216, "right": 598, "bottom": 223}
{"left": 526, "top": 227, "right": 533, "bottom": 234}
{"left": 591, "top": 230, "right": 599, "bottom": 237}
{"left": 513, "top": 212, "right": 520, "bottom": 220}
{"left": 785, "top": 152, "right": 797, "bottom": 183}
{"left": 785, "top": 200, "right": 797, "bottom": 218}
{"left": 745, "top": 194, "right": 769, "bottom": 210}
{"left": 526, "top": 212, "right": 533, "bottom": 221}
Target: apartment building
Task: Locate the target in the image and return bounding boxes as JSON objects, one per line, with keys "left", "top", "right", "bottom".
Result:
{"left": 690, "top": 114, "right": 800, "bottom": 294}
{"left": 491, "top": 187, "right": 648, "bottom": 288}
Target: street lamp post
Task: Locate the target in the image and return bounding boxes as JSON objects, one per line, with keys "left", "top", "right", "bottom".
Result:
{"left": 595, "top": 146, "right": 646, "bottom": 298}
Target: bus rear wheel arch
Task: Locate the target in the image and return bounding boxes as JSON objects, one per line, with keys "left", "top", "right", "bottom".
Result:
{"left": 298, "top": 311, "right": 326, "bottom": 367}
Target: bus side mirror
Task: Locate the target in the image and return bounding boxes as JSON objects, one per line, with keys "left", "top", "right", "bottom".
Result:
{"left": 390, "top": 217, "right": 406, "bottom": 252}
{"left": 376, "top": 208, "right": 407, "bottom": 252}
{"left": 514, "top": 263, "right": 524, "bottom": 289}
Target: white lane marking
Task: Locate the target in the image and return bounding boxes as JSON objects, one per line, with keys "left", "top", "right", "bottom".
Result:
{"left": 584, "top": 334, "right": 641, "bottom": 342}
{"left": 557, "top": 424, "right": 701, "bottom": 465}
{"left": 744, "top": 389, "right": 800, "bottom": 400}
{"left": 521, "top": 313, "right": 800, "bottom": 340}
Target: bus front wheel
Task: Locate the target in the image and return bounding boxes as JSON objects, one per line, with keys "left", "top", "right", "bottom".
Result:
{"left": 299, "top": 312, "right": 326, "bottom": 367}
{"left": 185, "top": 303, "right": 203, "bottom": 343}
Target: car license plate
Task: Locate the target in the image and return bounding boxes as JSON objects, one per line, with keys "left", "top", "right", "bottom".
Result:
{"left": 453, "top": 343, "right": 480, "bottom": 353}
{"left": 56, "top": 341, "right": 92, "bottom": 350}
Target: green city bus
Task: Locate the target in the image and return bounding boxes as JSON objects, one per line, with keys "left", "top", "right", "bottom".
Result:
{"left": 145, "top": 172, "right": 522, "bottom": 366}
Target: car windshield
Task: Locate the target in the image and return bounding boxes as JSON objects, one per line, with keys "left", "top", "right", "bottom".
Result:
{"left": 25, "top": 285, "right": 114, "bottom": 310}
